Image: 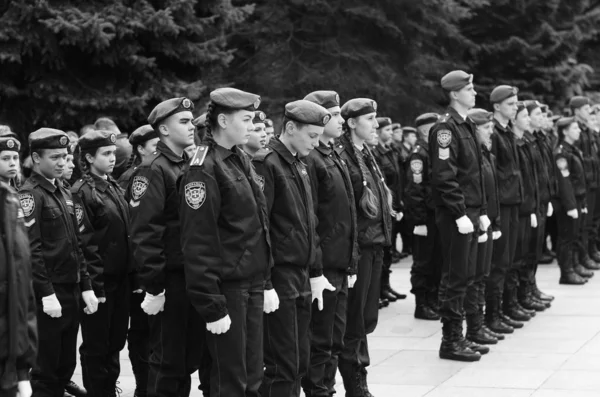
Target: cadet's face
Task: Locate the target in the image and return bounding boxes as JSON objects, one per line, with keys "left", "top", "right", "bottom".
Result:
{"left": 497, "top": 95, "right": 518, "bottom": 120}
{"left": 377, "top": 125, "right": 393, "bottom": 143}
{"left": 88, "top": 145, "right": 116, "bottom": 176}
{"left": 0, "top": 150, "right": 19, "bottom": 182}
{"left": 162, "top": 111, "right": 195, "bottom": 149}
{"left": 566, "top": 122, "right": 581, "bottom": 142}
{"left": 529, "top": 108, "right": 543, "bottom": 130}
{"left": 577, "top": 104, "right": 591, "bottom": 121}
{"left": 455, "top": 83, "right": 477, "bottom": 109}
{"left": 35, "top": 148, "right": 68, "bottom": 179}
{"left": 323, "top": 106, "right": 344, "bottom": 139}
{"left": 391, "top": 129, "right": 403, "bottom": 144}
{"left": 62, "top": 154, "right": 74, "bottom": 181}
{"left": 405, "top": 132, "right": 418, "bottom": 147}
{"left": 514, "top": 109, "right": 530, "bottom": 131}
{"left": 246, "top": 122, "right": 267, "bottom": 151}
{"left": 589, "top": 114, "right": 598, "bottom": 129}
{"left": 292, "top": 123, "right": 323, "bottom": 157}
{"left": 225, "top": 109, "right": 255, "bottom": 145}
{"left": 476, "top": 122, "right": 494, "bottom": 147}
{"left": 265, "top": 128, "right": 275, "bottom": 144}
{"left": 352, "top": 112, "right": 378, "bottom": 142}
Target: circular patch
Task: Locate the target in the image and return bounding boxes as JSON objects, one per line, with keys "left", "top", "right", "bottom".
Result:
{"left": 322, "top": 114, "right": 331, "bottom": 125}
{"left": 335, "top": 93, "right": 340, "bottom": 105}
{"left": 556, "top": 157, "right": 567, "bottom": 170}
{"left": 7, "top": 139, "right": 15, "bottom": 148}
{"left": 59, "top": 136, "right": 68, "bottom": 146}
{"left": 437, "top": 129, "right": 452, "bottom": 148}
{"left": 253, "top": 98, "right": 261, "bottom": 109}
{"left": 257, "top": 111, "right": 266, "bottom": 121}
{"left": 110, "top": 134, "right": 117, "bottom": 143}
{"left": 131, "top": 176, "right": 150, "bottom": 201}
{"left": 372, "top": 101, "right": 378, "bottom": 111}
{"left": 182, "top": 98, "right": 192, "bottom": 109}
{"left": 185, "top": 181, "right": 206, "bottom": 209}
{"left": 75, "top": 203, "right": 84, "bottom": 225}
{"left": 18, "top": 193, "right": 35, "bottom": 217}
{"left": 410, "top": 159, "right": 423, "bottom": 174}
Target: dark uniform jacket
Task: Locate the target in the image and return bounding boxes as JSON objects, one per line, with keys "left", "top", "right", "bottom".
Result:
{"left": 71, "top": 174, "right": 132, "bottom": 298}
{"left": 577, "top": 122, "right": 599, "bottom": 190}
{"left": 0, "top": 182, "right": 37, "bottom": 391}
{"left": 117, "top": 166, "right": 137, "bottom": 191}
{"left": 533, "top": 130, "right": 558, "bottom": 201}
{"left": 19, "top": 172, "right": 92, "bottom": 298}
{"left": 481, "top": 146, "right": 500, "bottom": 231}
{"left": 515, "top": 136, "right": 539, "bottom": 217}
{"left": 127, "top": 141, "right": 187, "bottom": 295}
{"left": 305, "top": 141, "right": 359, "bottom": 275}
{"left": 491, "top": 119, "right": 523, "bottom": 206}
{"left": 337, "top": 134, "right": 392, "bottom": 248}
{"left": 372, "top": 142, "right": 403, "bottom": 211}
{"left": 404, "top": 139, "right": 434, "bottom": 225}
{"left": 252, "top": 138, "right": 321, "bottom": 297}
{"left": 179, "top": 145, "right": 272, "bottom": 322}
{"left": 555, "top": 141, "right": 587, "bottom": 211}
{"left": 429, "top": 107, "right": 486, "bottom": 221}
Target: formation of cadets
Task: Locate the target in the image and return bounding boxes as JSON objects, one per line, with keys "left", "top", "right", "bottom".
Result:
{"left": 1, "top": 69, "right": 600, "bottom": 397}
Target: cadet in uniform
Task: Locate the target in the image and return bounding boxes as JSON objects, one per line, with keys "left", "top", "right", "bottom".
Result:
{"left": 554, "top": 117, "right": 588, "bottom": 285}
{"left": 405, "top": 112, "right": 442, "bottom": 321}
{"left": 301, "top": 90, "right": 358, "bottom": 397}
{"left": 19, "top": 129, "right": 99, "bottom": 397}
{"left": 0, "top": 137, "right": 37, "bottom": 397}
{"left": 264, "top": 119, "right": 275, "bottom": 144}
{"left": 430, "top": 71, "right": 487, "bottom": 362}
{"left": 241, "top": 110, "right": 268, "bottom": 157}
{"left": 253, "top": 100, "right": 334, "bottom": 397}
{"left": 118, "top": 125, "right": 159, "bottom": 190}
{"left": 179, "top": 88, "right": 271, "bottom": 397}
{"left": 337, "top": 98, "right": 392, "bottom": 395}
{"left": 71, "top": 130, "right": 133, "bottom": 397}
{"left": 128, "top": 98, "right": 204, "bottom": 397}
{"left": 486, "top": 85, "right": 522, "bottom": 335}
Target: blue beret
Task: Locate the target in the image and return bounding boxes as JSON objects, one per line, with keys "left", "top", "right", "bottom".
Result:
{"left": 129, "top": 125, "right": 158, "bottom": 147}
{"left": 29, "top": 128, "right": 70, "bottom": 151}
{"left": 415, "top": 113, "right": 439, "bottom": 127}
{"left": 148, "top": 97, "right": 194, "bottom": 127}
{"left": 304, "top": 90, "right": 340, "bottom": 110}
{"left": 490, "top": 85, "right": 519, "bottom": 104}
{"left": 341, "top": 98, "right": 378, "bottom": 119}
{"left": 441, "top": 70, "right": 473, "bottom": 92}
{"left": 285, "top": 100, "right": 331, "bottom": 127}
{"left": 254, "top": 111, "right": 267, "bottom": 124}
{"left": 79, "top": 130, "right": 118, "bottom": 151}
{"left": 569, "top": 96, "right": 590, "bottom": 110}
{"left": 468, "top": 108, "right": 494, "bottom": 125}
{"left": 210, "top": 87, "right": 260, "bottom": 110}
{"left": 376, "top": 117, "right": 392, "bottom": 128}
{"left": 0, "top": 137, "right": 20, "bottom": 152}
{"left": 556, "top": 116, "right": 576, "bottom": 129}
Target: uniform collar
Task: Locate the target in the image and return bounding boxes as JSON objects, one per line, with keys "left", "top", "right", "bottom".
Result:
{"left": 315, "top": 141, "right": 333, "bottom": 156}
{"left": 376, "top": 142, "right": 390, "bottom": 155}
{"left": 157, "top": 141, "right": 187, "bottom": 163}
{"left": 447, "top": 106, "right": 468, "bottom": 125}
{"left": 213, "top": 143, "right": 237, "bottom": 160}
{"left": 30, "top": 171, "right": 58, "bottom": 193}
{"left": 91, "top": 173, "right": 109, "bottom": 192}
{"left": 269, "top": 138, "right": 297, "bottom": 165}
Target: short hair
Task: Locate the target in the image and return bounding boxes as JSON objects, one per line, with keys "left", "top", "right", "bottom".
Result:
{"left": 281, "top": 116, "right": 304, "bottom": 135}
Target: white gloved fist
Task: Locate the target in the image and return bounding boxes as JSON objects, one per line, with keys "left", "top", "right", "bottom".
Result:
{"left": 530, "top": 213, "right": 538, "bottom": 228}
{"left": 567, "top": 209, "right": 579, "bottom": 219}
{"left": 42, "top": 293, "right": 62, "bottom": 318}
{"left": 479, "top": 215, "right": 491, "bottom": 232}
{"left": 547, "top": 202, "right": 554, "bottom": 217}
{"left": 17, "top": 380, "right": 32, "bottom": 397}
{"left": 206, "top": 315, "right": 231, "bottom": 335}
{"left": 310, "top": 275, "right": 336, "bottom": 311}
{"left": 456, "top": 215, "right": 474, "bottom": 234}
{"left": 413, "top": 225, "right": 428, "bottom": 236}
{"left": 492, "top": 231, "right": 502, "bottom": 240}
{"left": 582, "top": 207, "right": 588, "bottom": 214}
{"left": 82, "top": 290, "right": 99, "bottom": 315}
{"left": 263, "top": 289, "right": 280, "bottom": 314}
{"left": 141, "top": 291, "right": 165, "bottom": 315}
{"left": 395, "top": 212, "right": 404, "bottom": 222}
{"left": 348, "top": 275, "right": 357, "bottom": 289}
{"left": 98, "top": 297, "right": 107, "bottom": 304}
{"left": 477, "top": 233, "right": 488, "bottom": 243}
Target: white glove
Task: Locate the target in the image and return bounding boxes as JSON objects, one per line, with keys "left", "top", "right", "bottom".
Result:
{"left": 206, "top": 315, "right": 231, "bottom": 335}
{"left": 17, "top": 380, "right": 32, "bottom": 397}
{"left": 395, "top": 212, "right": 404, "bottom": 221}
{"left": 567, "top": 209, "right": 579, "bottom": 219}
{"left": 478, "top": 233, "right": 488, "bottom": 243}
{"left": 582, "top": 207, "right": 588, "bottom": 214}
{"left": 82, "top": 290, "right": 99, "bottom": 315}
{"left": 413, "top": 225, "right": 428, "bottom": 236}
{"left": 310, "top": 275, "right": 336, "bottom": 311}
{"left": 98, "top": 297, "right": 107, "bottom": 304}
{"left": 263, "top": 289, "right": 280, "bottom": 314}
{"left": 530, "top": 213, "right": 538, "bottom": 228}
{"left": 547, "top": 202, "right": 554, "bottom": 217}
{"left": 479, "top": 215, "right": 491, "bottom": 232}
{"left": 141, "top": 291, "right": 165, "bottom": 315}
{"left": 348, "top": 275, "right": 357, "bottom": 289}
{"left": 42, "top": 294, "right": 62, "bottom": 318}
{"left": 455, "top": 215, "right": 474, "bottom": 234}
{"left": 492, "top": 231, "right": 502, "bottom": 240}
{"left": 133, "top": 289, "right": 143, "bottom": 294}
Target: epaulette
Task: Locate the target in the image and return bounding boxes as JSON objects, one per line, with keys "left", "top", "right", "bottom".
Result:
{"left": 252, "top": 147, "right": 274, "bottom": 162}
{"left": 412, "top": 145, "right": 421, "bottom": 154}
{"left": 438, "top": 113, "right": 451, "bottom": 123}
{"left": 556, "top": 144, "right": 563, "bottom": 153}
{"left": 71, "top": 178, "right": 85, "bottom": 192}
{"left": 190, "top": 144, "right": 209, "bottom": 167}
{"left": 139, "top": 150, "right": 160, "bottom": 167}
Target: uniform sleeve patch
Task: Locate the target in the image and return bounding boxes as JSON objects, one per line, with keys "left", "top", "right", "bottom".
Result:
{"left": 439, "top": 148, "right": 450, "bottom": 160}
{"left": 437, "top": 129, "right": 452, "bottom": 148}
{"left": 18, "top": 193, "right": 35, "bottom": 217}
{"left": 410, "top": 159, "right": 423, "bottom": 174}
{"left": 185, "top": 182, "right": 206, "bottom": 209}
{"left": 131, "top": 176, "right": 149, "bottom": 201}
{"left": 254, "top": 174, "right": 265, "bottom": 191}
{"left": 75, "top": 203, "right": 84, "bottom": 225}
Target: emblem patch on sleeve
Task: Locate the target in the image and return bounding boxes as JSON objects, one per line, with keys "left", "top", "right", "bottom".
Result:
{"left": 556, "top": 157, "right": 569, "bottom": 177}
{"left": 254, "top": 174, "right": 265, "bottom": 191}
{"left": 410, "top": 159, "right": 423, "bottom": 174}
{"left": 18, "top": 193, "right": 35, "bottom": 217}
{"left": 75, "top": 203, "right": 84, "bottom": 225}
{"left": 437, "top": 129, "right": 452, "bottom": 148}
{"left": 185, "top": 182, "right": 206, "bottom": 209}
{"left": 131, "top": 176, "right": 149, "bottom": 201}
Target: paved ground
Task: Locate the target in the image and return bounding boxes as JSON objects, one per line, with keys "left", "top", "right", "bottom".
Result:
{"left": 71, "top": 258, "right": 600, "bottom": 397}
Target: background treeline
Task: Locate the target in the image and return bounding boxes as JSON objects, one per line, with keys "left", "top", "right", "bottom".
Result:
{"left": 1, "top": 0, "right": 600, "bottom": 145}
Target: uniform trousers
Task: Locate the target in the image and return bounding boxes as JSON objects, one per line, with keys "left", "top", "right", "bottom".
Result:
{"left": 520, "top": 205, "right": 547, "bottom": 287}
{"left": 507, "top": 214, "right": 532, "bottom": 292}
{"left": 487, "top": 205, "right": 519, "bottom": 300}
{"left": 556, "top": 200, "right": 584, "bottom": 273}
{"left": 465, "top": 229, "right": 493, "bottom": 315}
{"left": 410, "top": 214, "right": 442, "bottom": 302}
{"left": 128, "top": 289, "right": 149, "bottom": 396}
{"left": 583, "top": 189, "right": 597, "bottom": 257}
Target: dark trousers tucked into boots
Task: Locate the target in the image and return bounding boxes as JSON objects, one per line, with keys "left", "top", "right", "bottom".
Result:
{"left": 80, "top": 276, "right": 130, "bottom": 397}
{"left": 410, "top": 214, "right": 442, "bottom": 306}
{"left": 556, "top": 201, "right": 585, "bottom": 280}
{"left": 465, "top": 229, "right": 493, "bottom": 317}
{"left": 487, "top": 205, "right": 519, "bottom": 301}
{"left": 128, "top": 289, "right": 149, "bottom": 397}
{"left": 583, "top": 189, "right": 597, "bottom": 257}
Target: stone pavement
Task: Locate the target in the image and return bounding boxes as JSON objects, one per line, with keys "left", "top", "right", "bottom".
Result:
{"left": 71, "top": 258, "right": 600, "bottom": 397}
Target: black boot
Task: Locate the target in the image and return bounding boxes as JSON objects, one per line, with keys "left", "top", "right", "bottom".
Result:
{"left": 439, "top": 320, "right": 481, "bottom": 362}
{"left": 559, "top": 250, "right": 587, "bottom": 285}
{"left": 590, "top": 248, "right": 600, "bottom": 264}
{"left": 65, "top": 381, "right": 87, "bottom": 397}
{"left": 428, "top": 290, "right": 440, "bottom": 313}
{"left": 414, "top": 295, "right": 440, "bottom": 320}
{"left": 485, "top": 298, "right": 514, "bottom": 334}
{"left": 559, "top": 271, "right": 587, "bottom": 285}
{"left": 338, "top": 362, "right": 366, "bottom": 397}
{"left": 532, "top": 282, "right": 554, "bottom": 302}
{"left": 519, "top": 284, "right": 546, "bottom": 312}
{"left": 387, "top": 287, "right": 407, "bottom": 300}
{"left": 378, "top": 297, "right": 389, "bottom": 309}
{"left": 358, "top": 368, "right": 374, "bottom": 397}
{"left": 504, "top": 289, "right": 532, "bottom": 322}
{"left": 574, "top": 264, "right": 594, "bottom": 278}
{"left": 538, "top": 251, "right": 554, "bottom": 264}
{"left": 581, "top": 257, "right": 600, "bottom": 271}
{"left": 501, "top": 313, "right": 524, "bottom": 329}
{"left": 380, "top": 287, "right": 398, "bottom": 302}
{"left": 482, "top": 324, "right": 505, "bottom": 340}
{"left": 466, "top": 313, "right": 498, "bottom": 345}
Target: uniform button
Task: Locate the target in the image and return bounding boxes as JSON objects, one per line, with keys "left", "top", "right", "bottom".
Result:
{"left": 237, "top": 176, "right": 244, "bottom": 181}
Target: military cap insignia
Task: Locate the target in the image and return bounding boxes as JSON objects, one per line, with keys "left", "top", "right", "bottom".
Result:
{"left": 110, "top": 134, "right": 117, "bottom": 143}
{"left": 60, "top": 136, "right": 68, "bottom": 146}
{"left": 257, "top": 111, "right": 266, "bottom": 121}
{"left": 335, "top": 93, "right": 340, "bottom": 105}
{"left": 131, "top": 176, "right": 150, "bottom": 201}
{"left": 556, "top": 157, "right": 569, "bottom": 177}
{"left": 185, "top": 181, "right": 206, "bottom": 209}
{"left": 182, "top": 98, "right": 192, "bottom": 109}
{"left": 254, "top": 174, "right": 265, "bottom": 191}
{"left": 372, "top": 101, "right": 378, "bottom": 111}
{"left": 323, "top": 114, "right": 331, "bottom": 125}
{"left": 7, "top": 139, "right": 15, "bottom": 148}
{"left": 75, "top": 203, "right": 84, "bottom": 225}
{"left": 254, "top": 99, "right": 261, "bottom": 109}
{"left": 18, "top": 193, "right": 35, "bottom": 218}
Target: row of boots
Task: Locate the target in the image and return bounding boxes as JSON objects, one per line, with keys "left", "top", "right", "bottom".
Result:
{"left": 558, "top": 249, "right": 597, "bottom": 285}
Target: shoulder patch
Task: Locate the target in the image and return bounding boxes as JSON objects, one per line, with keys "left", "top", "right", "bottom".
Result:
{"left": 190, "top": 145, "right": 209, "bottom": 166}
{"left": 410, "top": 159, "right": 423, "bottom": 174}
{"left": 437, "top": 129, "right": 452, "bottom": 148}
{"left": 254, "top": 174, "right": 265, "bottom": 191}
{"left": 185, "top": 181, "right": 206, "bottom": 209}
{"left": 75, "top": 203, "right": 84, "bottom": 225}
{"left": 131, "top": 176, "right": 149, "bottom": 201}
{"left": 18, "top": 193, "right": 35, "bottom": 217}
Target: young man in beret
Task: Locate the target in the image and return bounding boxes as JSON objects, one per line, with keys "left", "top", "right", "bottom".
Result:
{"left": 430, "top": 71, "right": 487, "bottom": 362}
{"left": 19, "top": 128, "right": 99, "bottom": 397}
{"left": 127, "top": 98, "right": 206, "bottom": 397}
{"left": 253, "top": 99, "right": 334, "bottom": 397}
